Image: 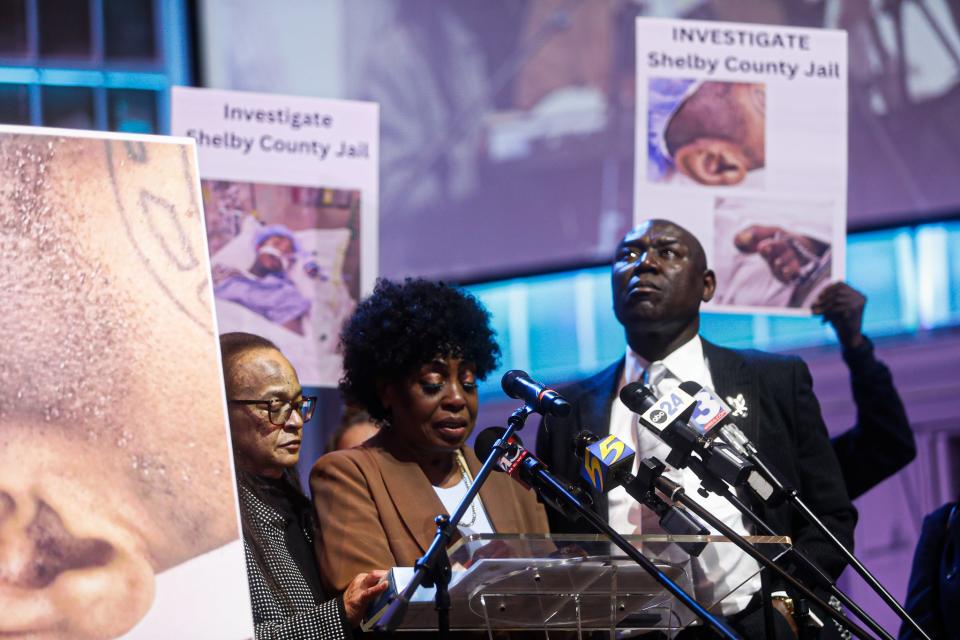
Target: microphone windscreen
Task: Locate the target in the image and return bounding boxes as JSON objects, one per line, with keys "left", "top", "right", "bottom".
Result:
{"left": 619, "top": 381, "right": 655, "bottom": 413}
{"left": 501, "top": 370, "right": 525, "bottom": 398}
{"left": 473, "top": 427, "right": 524, "bottom": 464}
{"left": 622, "top": 381, "right": 644, "bottom": 394}
{"left": 573, "top": 430, "right": 600, "bottom": 456}
{"left": 678, "top": 380, "right": 704, "bottom": 395}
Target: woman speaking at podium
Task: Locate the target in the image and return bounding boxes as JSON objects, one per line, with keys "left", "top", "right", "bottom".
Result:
{"left": 311, "top": 278, "right": 549, "bottom": 593}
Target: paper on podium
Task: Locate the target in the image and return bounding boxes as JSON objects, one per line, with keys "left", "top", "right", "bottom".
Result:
{"left": 362, "top": 533, "right": 791, "bottom": 633}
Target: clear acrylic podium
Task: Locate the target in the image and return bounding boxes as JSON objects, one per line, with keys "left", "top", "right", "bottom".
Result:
{"left": 363, "top": 533, "right": 792, "bottom": 636}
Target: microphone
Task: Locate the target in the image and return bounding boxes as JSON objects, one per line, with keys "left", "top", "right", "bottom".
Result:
{"left": 619, "top": 380, "right": 730, "bottom": 433}
{"left": 681, "top": 384, "right": 782, "bottom": 505}
{"left": 619, "top": 381, "right": 698, "bottom": 435}
{"left": 473, "top": 426, "right": 531, "bottom": 489}
{"left": 618, "top": 381, "right": 703, "bottom": 469}
{"left": 573, "top": 430, "right": 709, "bottom": 556}
{"left": 501, "top": 370, "right": 571, "bottom": 417}
{"left": 575, "top": 431, "right": 636, "bottom": 493}
{"left": 619, "top": 381, "right": 759, "bottom": 494}
{"left": 473, "top": 427, "right": 591, "bottom": 519}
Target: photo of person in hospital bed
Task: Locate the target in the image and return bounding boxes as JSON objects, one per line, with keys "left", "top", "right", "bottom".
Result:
{"left": 203, "top": 181, "right": 360, "bottom": 387}
{"left": 213, "top": 224, "right": 312, "bottom": 336}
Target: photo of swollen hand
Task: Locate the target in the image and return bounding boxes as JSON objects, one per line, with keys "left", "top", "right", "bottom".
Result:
{"left": 733, "top": 225, "right": 831, "bottom": 285}
{"left": 711, "top": 197, "right": 835, "bottom": 311}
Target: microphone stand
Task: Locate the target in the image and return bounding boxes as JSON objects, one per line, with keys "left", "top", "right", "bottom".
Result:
{"left": 743, "top": 450, "right": 929, "bottom": 640}
{"left": 572, "top": 432, "right": 710, "bottom": 557}
{"left": 519, "top": 455, "right": 741, "bottom": 639}
{"left": 635, "top": 457, "right": 882, "bottom": 640}
{"left": 374, "top": 405, "right": 534, "bottom": 636}
{"left": 674, "top": 455, "right": 893, "bottom": 640}
{"left": 624, "top": 384, "right": 903, "bottom": 638}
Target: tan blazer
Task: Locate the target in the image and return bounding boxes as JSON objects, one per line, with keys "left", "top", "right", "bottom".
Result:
{"left": 311, "top": 431, "right": 550, "bottom": 593}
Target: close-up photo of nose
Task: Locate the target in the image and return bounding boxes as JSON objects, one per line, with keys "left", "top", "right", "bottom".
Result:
{"left": 0, "top": 487, "right": 154, "bottom": 639}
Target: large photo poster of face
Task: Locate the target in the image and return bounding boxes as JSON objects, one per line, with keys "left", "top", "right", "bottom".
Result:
{"left": 203, "top": 180, "right": 360, "bottom": 386}
{"left": 0, "top": 127, "right": 252, "bottom": 639}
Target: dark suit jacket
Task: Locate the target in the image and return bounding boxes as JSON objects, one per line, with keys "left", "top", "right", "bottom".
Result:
{"left": 900, "top": 502, "right": 960, "bottom": 640}
{"left": 312, "top": 431, "right": 550, "bottom": 594}
{"left": 535, "top": 339, "right": 857, "bottom": 584}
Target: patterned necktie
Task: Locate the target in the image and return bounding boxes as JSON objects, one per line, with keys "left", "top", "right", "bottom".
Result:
{"left": 629, "top": 360, "right": 680, "bottom": 540}
{"left": 643, "top": 360, "right": 675, "bottom": 396}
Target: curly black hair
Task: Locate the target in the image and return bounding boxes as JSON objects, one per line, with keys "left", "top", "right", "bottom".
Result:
{"left": 339, "top": 278, "right": 500, "bottom": 420}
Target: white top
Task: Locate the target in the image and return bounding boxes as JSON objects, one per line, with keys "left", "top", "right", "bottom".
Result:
{"left": 433, "top": 477, "right": 494, "bottom": 536}
{"left": 607, "top": 335, "right": 761, "bottom": 615}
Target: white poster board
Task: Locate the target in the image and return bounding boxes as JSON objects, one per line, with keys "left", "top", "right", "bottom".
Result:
{"left": 634, "top": 18, "right": 847, "bottom": 315}
{"left": 171, "top": 87, "right": 379, "bottom": 384}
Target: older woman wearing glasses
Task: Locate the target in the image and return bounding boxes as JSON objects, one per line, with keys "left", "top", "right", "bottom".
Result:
{"left": 221, "top": 332, "right": 388, "bottom": 639}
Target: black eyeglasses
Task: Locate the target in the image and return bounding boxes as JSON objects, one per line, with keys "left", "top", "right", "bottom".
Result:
{"left": 228, "top": 396, "right": 317, "bottom": 426}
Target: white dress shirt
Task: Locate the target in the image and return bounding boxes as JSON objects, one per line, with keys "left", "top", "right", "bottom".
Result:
{"left": 607, "top": 335, "right": 761, "bottom": 615}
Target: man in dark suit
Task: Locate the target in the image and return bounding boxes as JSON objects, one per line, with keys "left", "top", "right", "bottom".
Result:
{"left": 536, "top": 219, "right": 857, "bottom": 638}
{"left": 900, "top": 500, "right": 960, "bottom": 639}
